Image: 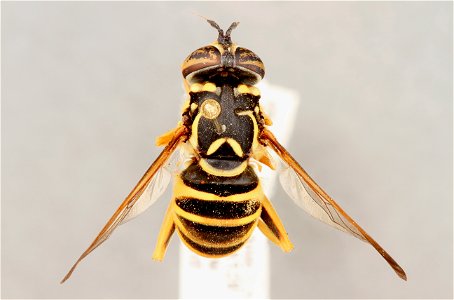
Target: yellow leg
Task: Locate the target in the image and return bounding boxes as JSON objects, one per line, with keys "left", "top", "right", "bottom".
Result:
{"left": 152, "top": 201, "right": 176, "bottom": 261}
{"left": 260, "top": 196, "right": 294, "bottom": 252}
{"left": 258, "top": 220, "right": 281, "bottom": 246}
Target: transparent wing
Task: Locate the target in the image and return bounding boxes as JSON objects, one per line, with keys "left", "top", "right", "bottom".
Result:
{"left": 61, "top": 126, "right": 188, "bottom": 283}
{"left": 119, "top": 160, "right": 172, "bottom": 224}
{"left": 120, "top": 143, "right": 194, "bottom": 224}
{"left": 261, "top": 128, "right": 407, "bottom": 280}
{"left": 279, "top": 164, "right": 365, "bottom": 241}
{"left": 121, "top": 159, "right": 171, "bottom": 224}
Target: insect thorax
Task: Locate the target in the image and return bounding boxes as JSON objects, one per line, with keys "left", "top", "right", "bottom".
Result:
{"left": 183, "top": 80, "right": 264, "bottom": 176}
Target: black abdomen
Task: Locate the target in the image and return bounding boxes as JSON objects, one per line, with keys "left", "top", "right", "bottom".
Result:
{"left": 173, "top": 161, "right": 261, "bottom": 257}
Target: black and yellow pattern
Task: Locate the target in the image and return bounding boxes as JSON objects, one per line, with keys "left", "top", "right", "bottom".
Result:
{"left": 61, "top": 20, "right": 406, "bottom": 283}
{"left": 151, "top": 21, "right": 293, "bottom": 260}
{"left": 152, "top": 156, "right": 294, "bottom": 260}
{"left": 152, "top": 76, "right": 294, "bottom": 259}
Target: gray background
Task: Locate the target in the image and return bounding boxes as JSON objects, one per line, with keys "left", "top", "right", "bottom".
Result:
{"left": 2, "top": 1, "right": 452, "bottom": 299}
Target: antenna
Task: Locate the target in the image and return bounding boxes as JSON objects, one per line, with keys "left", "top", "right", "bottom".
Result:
{"left": 206, "top": 19, "right": 240, "bottom": 46}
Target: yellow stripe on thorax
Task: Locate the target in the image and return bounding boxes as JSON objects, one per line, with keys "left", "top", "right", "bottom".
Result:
{"left": 189, "top": 113, "right": 202, "bottom": 150}
{"left": 236, "top": 110, "right": 259, "bottom": 152}
{"left": 206, "top": 138, "right": 226, "bottom": 155}
{"left": 206, "top": 138, "right": 244, "bottom": 157}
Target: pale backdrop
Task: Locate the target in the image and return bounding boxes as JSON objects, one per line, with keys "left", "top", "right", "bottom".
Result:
{"left": 2, "top": 1, "right": 452, "bottom": 298}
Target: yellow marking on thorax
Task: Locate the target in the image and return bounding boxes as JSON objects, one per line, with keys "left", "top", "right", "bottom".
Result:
{"left": 206, "top": 138, "right": 226, "bottom": 155}
{"left": 190, "top": 82, "right": 217, "bottom": 93}
{"left": 237, "top": 84, "right": 260, "bottom": 97}
{"left": 226, "top": 139, "right": 244, "bottom": 157}
{"left": 237, "top": 84, "right": 249, "bottom": 94}
{"left": 189, "top": 114, "right": 202, "bottom": 149}
{"left": 206, "top": 138, "right": 244, "bottom": 157}
{"left": 202, "top": 82, "right": 217, "bottom": 92}
{"left": 190, "top": 102, "right": 198, "bottom": 113}
{"left": 189, "top": 90, "right": 259, "bottom": 157}
{"left": 190, "top": 83, "right": 203, "bottom": 93}
{"left": 236, "top": 110, "right": 259, "bottom": 152}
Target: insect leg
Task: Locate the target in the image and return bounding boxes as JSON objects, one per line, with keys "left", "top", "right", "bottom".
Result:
{"left": 152, "top": 200, "right": 176, "bottom": 261}
{"left": 259, "top": 196, "right": 294, "bottom": 252}
{"left": 257, "top": 220, "right": 281, "bottom": 245}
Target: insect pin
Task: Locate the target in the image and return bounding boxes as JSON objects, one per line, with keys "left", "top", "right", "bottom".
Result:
{"left": 61, "top": 20, "right": 407, "bottom": 283}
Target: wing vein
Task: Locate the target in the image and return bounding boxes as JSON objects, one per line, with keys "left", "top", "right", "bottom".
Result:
{"left": 260, "top": 128, "right": 407, "bottom": 280}
{"left": 60, "top": 126, "right": 187, "bottom": 283}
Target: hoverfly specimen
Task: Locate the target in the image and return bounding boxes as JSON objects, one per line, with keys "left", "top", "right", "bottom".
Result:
{"left": 61, "top": 20, "right": 407, "bottom": 283}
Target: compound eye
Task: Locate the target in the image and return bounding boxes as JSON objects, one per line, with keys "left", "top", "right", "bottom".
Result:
{"left": 200, "top": 99, "right": 221, "bottom": 119}
{"left": 182, "top": 46, "right": 221, "bottom": 83}
{"left": 234, "top": 47, "right": 265, "bottom": 84}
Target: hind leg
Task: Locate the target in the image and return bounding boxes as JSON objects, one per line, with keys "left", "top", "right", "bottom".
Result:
{"left": 259, "top": 195, "right": 294, "bottom": 252}
{"left": 152, "top": 201, "right": 176, "bottom": 261}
